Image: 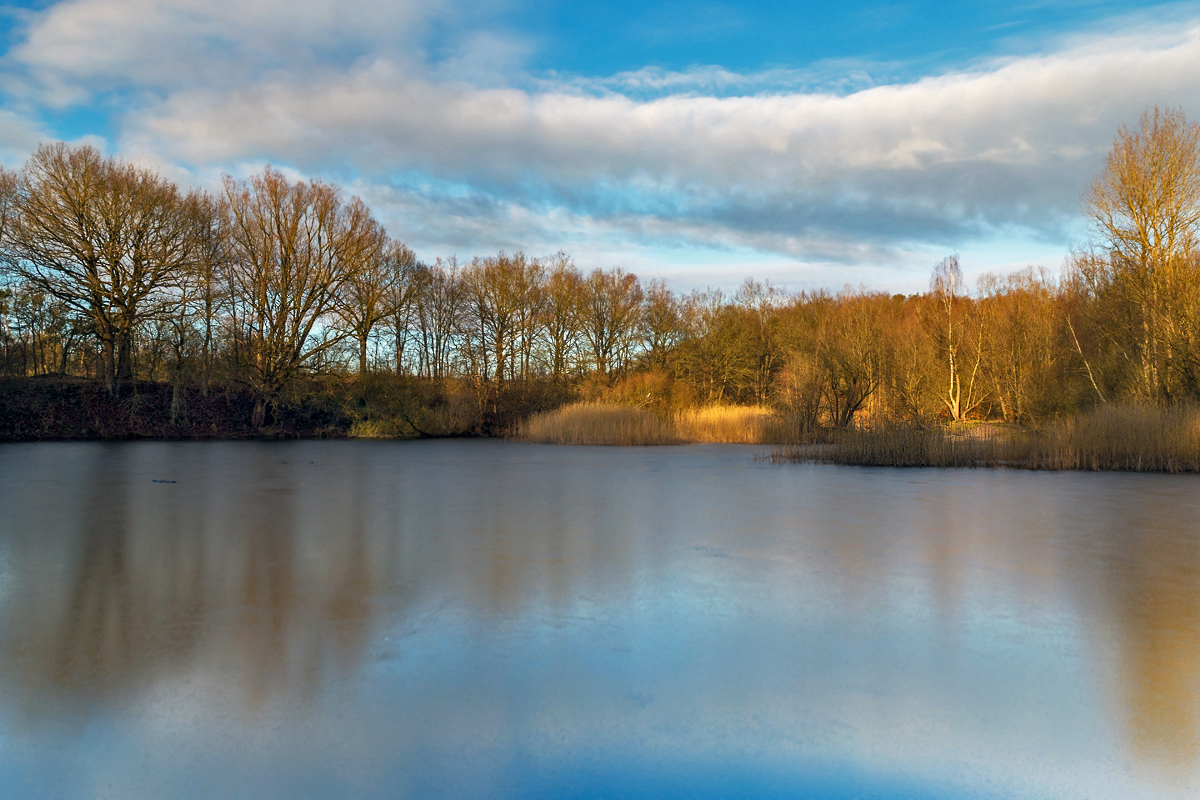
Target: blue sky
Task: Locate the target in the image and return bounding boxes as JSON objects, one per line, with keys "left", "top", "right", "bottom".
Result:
{"left": 512, "top": 1, "right": 1161, "bottom": 79}
{"left": 1, "top": 0, "right": 1198, "bottom": 290}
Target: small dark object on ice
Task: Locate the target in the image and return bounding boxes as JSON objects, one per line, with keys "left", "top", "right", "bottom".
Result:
{"left": 152, "top": 479, "right": 176, "bottom": 483}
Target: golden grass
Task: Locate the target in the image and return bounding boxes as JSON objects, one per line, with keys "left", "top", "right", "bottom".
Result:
{"left": 772, "top": 404, "right": 1200, "bottom": 472}
{"left": 520, "top": 402, "right": 683, "bottom": 445}
{"left": 674, "top": 404, "right": 801, "bottom": 444}
{"left": 519, "top": 402, "right": 808, "bottom": 445}
{"left": 1029, "top": 403, "right": 1200, "bottom": 472}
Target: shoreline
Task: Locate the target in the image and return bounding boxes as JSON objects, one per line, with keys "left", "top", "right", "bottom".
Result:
{"left": 5, "top": 379, "right": 1200, "bottom": 474}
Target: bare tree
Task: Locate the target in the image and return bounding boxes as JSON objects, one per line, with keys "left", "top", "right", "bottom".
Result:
{"left": 189, "top": 192, "right": 225, "bottom": 396}
{"left": 336, "top": 231, "right": 397, "bottom": 375}
{"left": 1084, "top": 107, "right": 1200, "bottom": 399}
{"left": 0, "top": 167, "right": 16, "bottom": 374}
{"left": 929, "top": 255, "right": 984, "bottom": 421}
{"left": 977, "top": 268, "right": 1062, "bottom": 422}
{"left": 3, "top": 143, "right": 200, "bottom": 392}
{"left": 385, "top": 242, "right": 420, "bottom": 375}
{"left": 734, "top": 278, "right": 785, "bottom": 403}
{"left": 641, "top": 278, "right": 684, "bottom": 370}
{"left": 539, "top": 252, "right": 583, "bottom": 380}
{"left": 463, "top": 252, "right": 544, "bottom": 382}
{"left": 220, "top": 168, "right": 383, "bottom": 423}
{"left": 412, "top": 257, "right": 465, "bottom": 379}
{"left": 817, "top": 291, "right": 887, "bottom": 427}
{"left": 0, "top": 166, "right": 16, "bottom": 252}
{"left": 579, "top": 267, "right": 643, "bottom": 378}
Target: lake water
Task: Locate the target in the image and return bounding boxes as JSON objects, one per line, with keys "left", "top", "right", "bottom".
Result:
{"left": 0, "top": 440, "right": 1198, "bottom": 799}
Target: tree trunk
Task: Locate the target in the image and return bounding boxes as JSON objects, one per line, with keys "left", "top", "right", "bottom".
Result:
{"left": 116, "top": 330, "right": 134, "bottom": 391}
{"left": 170, "top": 376, "right": 186, "bottom": 427}
{"left": 102, "top": 337, "right": 116, "bottom": 394}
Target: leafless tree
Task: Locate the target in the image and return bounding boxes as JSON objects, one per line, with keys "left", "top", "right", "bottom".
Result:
{"left": 220, "top": 167, "right": 383, "bottom": 423}
{"left": 3, "top": 143, "right": 200, "bottom": 392}
{"left": 641, "top": 278, "right": 684, "bottom": 370}
{"left": 929, "top": 255, "right": 984, "bottom": 421}
{"left": 1083, "top": 107, "right": 1200, "bottom": 399}
{"left": 336, "top": 231, "right": 399, "bottom": 375}
{"left": 463, "top": 252, "right": 545, "bottom": 382}
{"left": 817, "top": 291, "right": 887, "bottom": 427}
{"left": 579, "top": 267, "right": 643, "bottom": 378}
{"left": 539, "top": 252, "right": 583, "bottom": 380}
{"left": 385, "top": 242, "right": 420, "bottom": 375}
{"left": 412, "top": 257, "right": 465, "bottom": 379}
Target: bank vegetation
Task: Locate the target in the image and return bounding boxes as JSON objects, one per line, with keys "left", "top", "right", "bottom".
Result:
{"left": 2, "top": 108, "right": 1200, "bottom": 469}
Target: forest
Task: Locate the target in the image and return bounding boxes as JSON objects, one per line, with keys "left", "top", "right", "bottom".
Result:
{"left": 1, "top": 108, "right": 1199, "bottom": 461}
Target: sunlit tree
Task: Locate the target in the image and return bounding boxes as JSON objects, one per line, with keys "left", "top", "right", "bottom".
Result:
{"left": 220, "top": 168, "right": 384, "bottom": 423}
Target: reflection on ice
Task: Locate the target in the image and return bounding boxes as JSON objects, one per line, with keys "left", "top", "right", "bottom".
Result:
{"left": 0, "top": 440, "right": 1198, "bottom": 798}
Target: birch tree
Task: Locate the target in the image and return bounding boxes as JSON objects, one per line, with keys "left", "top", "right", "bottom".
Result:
{"left": 1083, "top": 107, "right": 1200, "bottom": 399}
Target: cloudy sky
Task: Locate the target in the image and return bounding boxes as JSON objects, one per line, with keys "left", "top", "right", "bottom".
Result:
{"left": 1, "top": 0, "right": 1198, "bottom": 290}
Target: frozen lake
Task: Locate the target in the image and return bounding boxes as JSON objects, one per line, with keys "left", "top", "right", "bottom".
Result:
{"left": 0, "top": 439, "right": 1198, "bottom": 799}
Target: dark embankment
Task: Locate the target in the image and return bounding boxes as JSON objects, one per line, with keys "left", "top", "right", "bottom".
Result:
{"left": 0, "top": 377, "right": 323, "bottom": 440}
{"left": 0, "top": 376, "right": 572, "bottom": 441}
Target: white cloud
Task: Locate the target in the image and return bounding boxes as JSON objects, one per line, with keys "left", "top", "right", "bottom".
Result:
{"left": 4, "top": 0, "right": 1200, "bottom": 283}
{"left": 0, "top": 116, "right": 43, "bottom": 166}
{"left": 7, "top": 0, "right": 466, "bottom": 99}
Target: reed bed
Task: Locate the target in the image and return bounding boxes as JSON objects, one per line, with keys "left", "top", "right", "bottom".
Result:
{"left": 773, "top": 404, "right": 1200, "bottom": 472}
{"left": 773, "top": 423, "right": 1018, "bottom": 468}
{"left": 519, "top": 402, "right": 806, "bottom": 445}
{"left": 519, "top": 402, "right": 682, "bottom": 445}
{"left": 1027, "top": 403, "right": 1200, "bottom": 472}
{"left": 673, "top": 404, "right": 801, "bottom": 444}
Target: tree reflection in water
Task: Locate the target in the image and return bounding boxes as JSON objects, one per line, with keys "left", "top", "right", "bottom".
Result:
{"left": 0, "top": 441, "right": 1197, "bottom": 798}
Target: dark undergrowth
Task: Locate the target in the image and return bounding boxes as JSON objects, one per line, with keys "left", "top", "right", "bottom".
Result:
{"left": 0, "top": 375, "right": 574, "bottom": 441}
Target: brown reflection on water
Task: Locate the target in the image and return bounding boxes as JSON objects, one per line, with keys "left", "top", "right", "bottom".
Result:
{"left": 1106, "top": 515, "right": 1200, "bottom": 772}
{"left": 1, "top": 441, "right": 1199, "bottom": 789}
{"left": 0, "top": 446, "right": 400, "bottom": 718}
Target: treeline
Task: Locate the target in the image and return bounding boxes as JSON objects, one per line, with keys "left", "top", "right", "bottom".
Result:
{"left": 1, "top": 107, "right": 1198, "bottom": 435}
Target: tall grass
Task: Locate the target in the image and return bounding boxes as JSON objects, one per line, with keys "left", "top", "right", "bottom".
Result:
{"left": 1028, "top": 403, "right": 1200, "bottom": 472}
{"left": 674, "top": 404, "right": 802, "bottom": 444}
{"left": 773, "top": 404, "right": 1200, "bottom": 472}
{"left": 520, "top": 402, "right": 682, "bottom": 445}
{"left": 774, "top": 423, "right": 1017, "bottom": 467}
{"left": 519, "top": 402, "right": 808, "bottom": 445}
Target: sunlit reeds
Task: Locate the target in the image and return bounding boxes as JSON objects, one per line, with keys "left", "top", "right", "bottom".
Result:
{"left": 519, "top": 402, "right": 813, "bottom": 445}
{"left": 674, "top": 404, "right": 799, "bottom": 444}
{"left": 771, "top": 404, "right": 1200, "bottom": 472}
{"left": 1027, "top": 403, "right": 1200, "bottom": 472}
{"left": 520, "top": 402, "right": 683, "bottom": 445}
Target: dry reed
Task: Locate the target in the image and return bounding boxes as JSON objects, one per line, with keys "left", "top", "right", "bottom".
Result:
{"left": 775, "top": 423, "right": 1018, "bottom": 468}
{"left": 1027, "top": 403, "right": 1200, "bottom": 472}
{"left": 519, "top": 402, "right": 682, "bottom": 445}
{"left": 519, "top": 402, "right": 809, "bottom": 445}
{"left": 773, "top": 404, "right": 1200, "bottom": 472}
{"left": 673, "top": 405, "right": 801, "bottom": 444}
